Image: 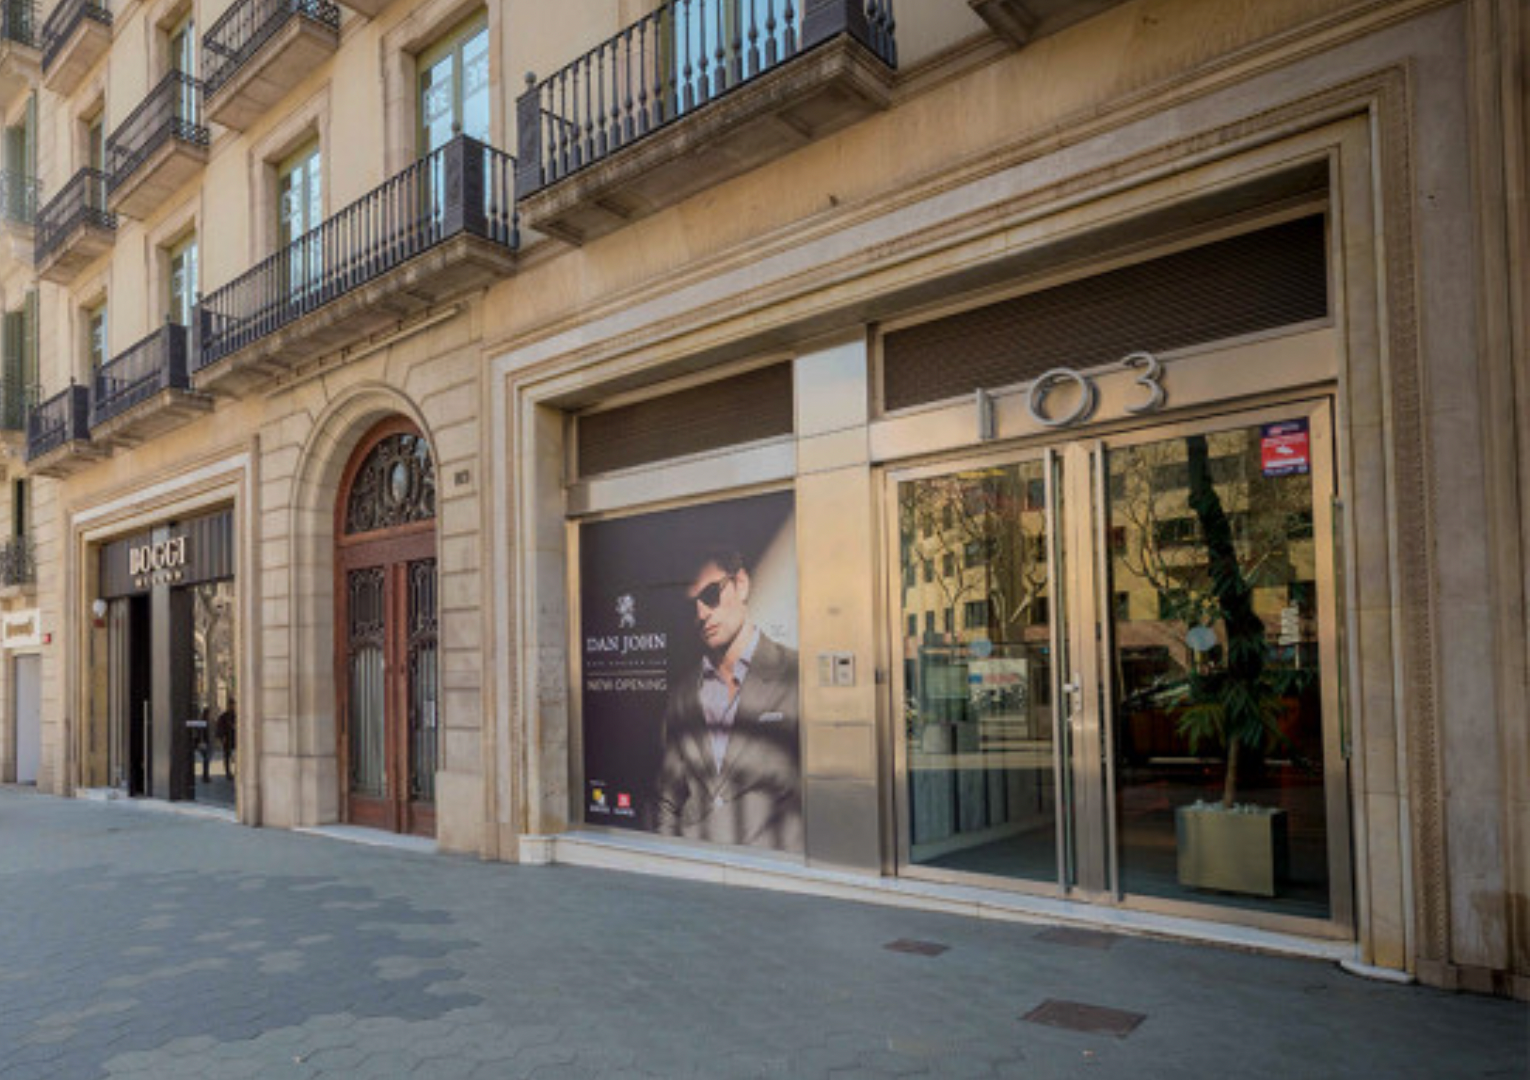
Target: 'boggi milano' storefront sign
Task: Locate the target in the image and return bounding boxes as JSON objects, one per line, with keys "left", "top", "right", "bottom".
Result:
{"left": 99, "top": 510, "right": 236, "bottom": 598}
{"left": 128, "top": 537, "right": 189, "bottom": 582}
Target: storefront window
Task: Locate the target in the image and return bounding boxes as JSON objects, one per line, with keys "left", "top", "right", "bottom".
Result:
{"left": 189, "top": 580, "right": 236, "bottom": 807}
{"left": 898, "top": 462, "right": 1057, "bottom": 884}
{"left": 578, "top": 491, "right": 801, "bottom": 853}
{"left": 1106, "top": 424, "right": 1330, "bottom": 917}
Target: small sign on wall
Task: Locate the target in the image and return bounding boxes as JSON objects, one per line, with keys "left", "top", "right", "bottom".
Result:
{"left": 2, "top": 609, "right": 42, "bottom": 649}
{"left": 1260, "top": 419, "right": 1311, "bottom": 478}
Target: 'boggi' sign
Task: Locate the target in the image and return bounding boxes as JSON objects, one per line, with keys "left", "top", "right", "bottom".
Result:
{"left": 128, "top": 537, "right": 188, "bottom": 577}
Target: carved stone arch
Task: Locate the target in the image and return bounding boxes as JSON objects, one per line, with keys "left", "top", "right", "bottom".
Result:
{"left": 277, "top": 385, "right": 438, "bottom": 829}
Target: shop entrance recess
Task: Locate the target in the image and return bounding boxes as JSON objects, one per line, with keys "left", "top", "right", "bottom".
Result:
{"left": 889, "top": 400, "right": 1350, "bottom": 931}
{"left": 335, "top": 420, "right": 439, "bottom": 837}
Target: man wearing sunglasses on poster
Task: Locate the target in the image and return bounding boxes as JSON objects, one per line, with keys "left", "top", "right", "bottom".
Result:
{"left": 655, "top": 547, "right": 802, "bottom": 852}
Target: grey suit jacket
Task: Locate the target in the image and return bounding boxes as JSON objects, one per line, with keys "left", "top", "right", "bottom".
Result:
{"left": 654, "top": 634, "right": 802, "bottom": 852}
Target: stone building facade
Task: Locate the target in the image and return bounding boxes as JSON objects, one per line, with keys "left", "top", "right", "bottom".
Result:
{"left": 1, "top": 0, "right": 1524, "bottom": 998}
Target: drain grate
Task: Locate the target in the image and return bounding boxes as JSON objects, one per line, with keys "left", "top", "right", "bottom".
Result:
{"left": 1035, "top": 927, "right": 1119, "bottom": 950}
{"left": 884, "top": 938, "right": 949, "bottom": 957}
{"left": 1022, "top": 999, "right": 1145, "bottom": 1038}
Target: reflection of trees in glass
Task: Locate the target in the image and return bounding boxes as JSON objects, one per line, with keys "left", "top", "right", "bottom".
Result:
{"left": 193, "top": 582, "right": 236, "bottom": 712}
{"left": 1110, "top": 434, "right": 1316, "bottom": 806}
{"left": 1112, "top": 434, "right": 1309, "bottom": 628}
{"left": 899, "top": 467, "right": 1046, "bottom": 641}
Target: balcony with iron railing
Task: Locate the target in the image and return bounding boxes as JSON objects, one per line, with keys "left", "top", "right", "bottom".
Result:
{"left": 204, "top": 0, "right": 340, "bottom": 131}
{"left": 34, "top": 167, "right": 114, "bottom": 283}
{"left": 0, "top": 0, "right": 39, "bottom": 107}
{"left": 89, "top": 321, "right": 212, "bottom": 446}
{"left": 0, "top": 534, "right": 34, "bottom": 592}
{"left": 515, "top": 0, "right": 896, "bottom": 244}
{"left": 40, "top": 0, "right": 108, "bottom": 96}
{"left": 107, "top": 70, "right": 209, "bottom": 219}
{"left": 194, "top": 133, "right": 518, "bottom": 395}
{"left": 26, "top": 382, "right": 104, "bottom": 476}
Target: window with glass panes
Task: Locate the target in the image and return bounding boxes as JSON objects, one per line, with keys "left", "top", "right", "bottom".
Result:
{"left": 169, "top": 15, "right": 197, "bottom": 125}
{"left": 1, "top": 291, "right": 35, "bottom": 431}
{"left": 279, "top": 143, "right": 322, "bottom": 291}
{"left": 417, "top": 13, "right": 488, "bottom": 155}
{"left": 168, "top": 236, "right": 198, "bottom": 328}
{"left": 86, "top": 302, "right": 107, "bottom": 372}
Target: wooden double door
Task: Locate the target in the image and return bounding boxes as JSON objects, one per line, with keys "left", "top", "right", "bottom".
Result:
{"left": 335, "top": 422, "right": 439, "bottom": 836}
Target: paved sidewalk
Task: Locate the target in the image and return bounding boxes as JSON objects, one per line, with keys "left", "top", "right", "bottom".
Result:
{"left": 0, "top": 788, "right": 1524, "bottom": 1079}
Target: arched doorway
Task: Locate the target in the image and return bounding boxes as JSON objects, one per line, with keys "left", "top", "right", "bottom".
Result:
{"left": 334, "top": 418, "right": 439, "bottom": 836}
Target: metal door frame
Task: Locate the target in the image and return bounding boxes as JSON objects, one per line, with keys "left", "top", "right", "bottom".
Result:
{"left": 881, "top": 395, "right": 1352, "bottom": 938}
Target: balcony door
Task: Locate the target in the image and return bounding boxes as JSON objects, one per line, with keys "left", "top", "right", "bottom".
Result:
{"left": 418, "top": 14, "right": 488, "bottom": 155}
{"left": 168, "top": 235, "right": 197, "bottom": 327}
{"left": 335, "top": 420, "right": 439, "bottom": 837}
{"left": 890, "top": 400, "right": 1349, "bottom": 931}
{"left": 279, "top": 144, "right": 322, "bottom": 301}
{"left": 169, "top": 16, "right": 198, "bottom": 126}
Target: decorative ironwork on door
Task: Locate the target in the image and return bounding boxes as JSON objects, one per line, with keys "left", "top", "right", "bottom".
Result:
{"left": 336, "top": 420, "right": 439, "bottom": 837}
{"left": 344, "top": 433, "right": 435, "bottom": 534}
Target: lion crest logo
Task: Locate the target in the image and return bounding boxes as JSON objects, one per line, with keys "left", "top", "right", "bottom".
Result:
{"left": 616, "top": 594, "right": 636, "bottom": 629}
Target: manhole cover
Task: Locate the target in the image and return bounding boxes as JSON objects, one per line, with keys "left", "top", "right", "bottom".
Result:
{"left": 1022, "top": 999, "right": 1145, "bottom": 1038}
{"left": 884, "top": 939, "right": 949, "bottom": 957}
{"left": 1035, "top": 927, "right": 1119, "bottom": 950}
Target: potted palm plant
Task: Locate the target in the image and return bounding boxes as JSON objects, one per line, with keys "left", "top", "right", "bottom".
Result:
{"left": 1170, "top": 434, "right": 1309, "bottom": 898}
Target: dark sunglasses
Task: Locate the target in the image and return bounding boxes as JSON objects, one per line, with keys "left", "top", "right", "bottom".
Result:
{"left": 690, "top": 575, "right": 735, "bottom": 610}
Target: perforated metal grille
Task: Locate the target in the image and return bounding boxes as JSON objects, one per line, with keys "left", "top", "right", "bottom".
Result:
{"left": 577, "top": 362, "right": 793, "bottom": 477}
{"left": 881, "top": 216, "right": 1328, "bottom": 413}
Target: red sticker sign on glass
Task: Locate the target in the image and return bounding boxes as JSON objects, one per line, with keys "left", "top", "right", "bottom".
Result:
{"left": 1261, "top": 419, "right": 1310, "bottom": 478}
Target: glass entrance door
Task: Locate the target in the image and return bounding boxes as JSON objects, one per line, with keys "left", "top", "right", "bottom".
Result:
{"left": 892, "top": 401, "right": 1348, "bottom": 929}
{"left": 896, "top": 456, "right": 1061, "bottom": 885}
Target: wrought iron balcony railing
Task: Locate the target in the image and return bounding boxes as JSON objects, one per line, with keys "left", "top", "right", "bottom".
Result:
{"left": 2, "top": 0, "right": 37, "bottom": 47}
{"left": 0, "top": 535, "right": 34, "bottom": 588}
{"left": 203, "top": 0, "right": 340, "bottom": 98}
{"left": 34, "top": 167, "right": 114, "bottom": 264}
{"left": 516, "top": 0, "right": 896, "bottom": 197}
{"left": 26, "top": 382, "right": 89, "bottom": 461}
{"left": 91, "top": 322, "right": 190, "bottom": 428}
{"left": 196, "top": 134, "right": 518, "bottom": 372}
{"left": 106, "top": 70, "right": 208, "bottom": 193}
{"left": 0, "top": 169, "right": 36, "bottom": 225}
{"left": 40, "top": 0, "right": 108, "bottom": 72}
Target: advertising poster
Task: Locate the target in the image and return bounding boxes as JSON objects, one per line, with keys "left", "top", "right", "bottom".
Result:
{"left": 579, "top": 491, "right": 801, "bottom": 853}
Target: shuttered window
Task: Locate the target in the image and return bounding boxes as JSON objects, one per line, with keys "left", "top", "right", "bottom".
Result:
{"left": 881, "top": 215, "right": 1329, "bottom": 413}
{"left": 577, "top": 362, "right": 794, "bottom": 477}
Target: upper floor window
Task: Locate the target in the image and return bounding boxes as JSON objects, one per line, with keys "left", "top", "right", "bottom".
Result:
{"left": 279, "top": 142, "right": 321, "bottom": 290}
{"left": 168, "top": 12, "right": 198, "bottom": 126}
{"left": 85, "top": 300, "right": 108, "bottom": 371}
{"left": 2, "top": 93, "right": 34, "bottom": 222}
{"left": 1, "top": 291, "right": 35, "bottom": 430}
{"left": 417, "top": 13, "right": 487, "bottom": 155}
{"left": 167, "top": 234, "right": 198, "bottom": 327}
{"left": 12, "top": 478, "right": 27, "bottom": 541}
{"left": 86, "top": 112, "right": 105, "bottom": 172}
{"left": 279, "top": 143, "right": 322, "bottom": 243}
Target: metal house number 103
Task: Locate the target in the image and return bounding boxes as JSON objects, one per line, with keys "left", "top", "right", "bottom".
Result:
{"left": 1025, "top": 351, "right": 1168, "bottom": 428}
